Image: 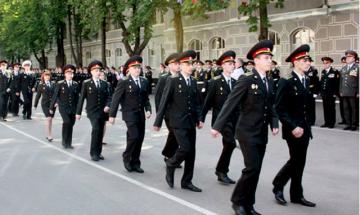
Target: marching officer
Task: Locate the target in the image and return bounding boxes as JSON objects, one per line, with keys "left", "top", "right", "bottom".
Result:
{"left": 339, "top": 50, "right": 359, "bottom": 130}
{"left": 20, "top": 60, "right": 36, "bottom": 120}
{"left": 201, "top": 50, "right": 237, "bottom": 185}
{"left": 319, "top": 57, "right": 340, "bottom": 128}
{"left": 0, "top": 60, "right": 11, "bottom": 121}
{"left": 304, "top": 59, "right": 319, "bottom": 125}
{"left": 50, "top": 64, "right": 80, "bottom": 148}
{"left": 76, "top": 60, "right": 112, "bottom": 161}
{"left": 109, "top": 55, "right": 152, "bottom": 173}
{"left": 211, "top": 40, "right": 279, "bottom": 215}
{"left": 269, "top": 60, "right": 281, "bottom": 92}
{"left": 272, "top": 44, "right": 316, "bottom": 208}
{"left": 34, "top": 71, "right": 56, "bottom": 141}
{"left": 9, "top": 63, "right": 22, "bottom": 117}
{"left": 154, "top": 50, "right": 204, "bottom": 192}
{"left": 154, "top": 53, "right": 181, "bottom": 163}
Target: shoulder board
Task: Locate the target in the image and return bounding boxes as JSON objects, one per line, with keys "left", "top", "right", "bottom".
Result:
{"left": 213, "top": 75, "right": 221, "bottom": 80}
{"left": 244, "top": 71, "right": 254, "bottom": 76}
{"left": 171, "top": 73, "right": 179, "bottom": 78}
{"left": 122, "top": 76, "right": 129, "bottom": 80}
{"left": 58, "top": 80, "right": 65, "bottom": 83}
{"left": 84, "top": 79, "right": 91, "bottom": 83}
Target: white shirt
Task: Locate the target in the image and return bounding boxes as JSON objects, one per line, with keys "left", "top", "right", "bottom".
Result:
{"left": 131, "top": 75, "right": 141, "bottom": 88}
{"left": 231, "top": 67, "right": 244, "bottom": 80}
{"left": 293, "top": 70, "right": 306, "bottom": 87}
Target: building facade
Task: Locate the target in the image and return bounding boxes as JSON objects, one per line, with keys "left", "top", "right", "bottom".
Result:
{"left": 37, "top": 0, "right": 359, "bottom": 75}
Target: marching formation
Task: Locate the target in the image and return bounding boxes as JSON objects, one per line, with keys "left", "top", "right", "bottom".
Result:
{"left": 0, "top": 39, "right": 359, "bottom": 215}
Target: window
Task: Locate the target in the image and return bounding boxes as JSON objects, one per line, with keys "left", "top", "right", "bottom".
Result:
{"left": 188, "top": 39, "right": 202, "bottom": 51}
{"left": 115, "top": 48, "right": 122, "bottom": 57}
{"left": 105, "top": 49, "right": 111, "bottom": 58}
{"left": 268, "top": 31, "right": 280, "bottom": 45}
{"left": 291, "top": 28, "right": 315, "bottom": 58}
{"left": 86, "top": 51, "right": 91, "bottom": 59}
{"left": 209, "top": 37, "right": 225, "bottom": 59}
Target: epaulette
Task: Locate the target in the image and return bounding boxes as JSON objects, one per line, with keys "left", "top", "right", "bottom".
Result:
{"left": 244, "top": 71, "right": 254, "bottom": 76}
{"left": 58, "top": 80, "right": 64, "bottom": 83}
{"left": 171, "top": 73, "right": 179, "bottom": 78}
{"left": 83, "top": 79, "right": 91, "bottom": 83}
{"left": 122, "top": 76, "right": 128, "bottom": 80}
{"left": 213, "top": 75, "right": 221, "bottom": 80}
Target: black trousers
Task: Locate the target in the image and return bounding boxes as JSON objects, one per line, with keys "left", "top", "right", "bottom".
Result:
{"left": 0, "top": 93, "right": 9, "bottom": 118}
{"left": 60, "top": 111, "right": 75, "bottom": 147}
{"left": 89, "top": 117, "right": 106, "bottom": 156}
{"left": 9, "top": 93, "right": 21, "bottom": 115}
{"left": 339, "top": 96, "right": 346, "bottom": 123}
{"left": 273, "top": 135, "right": 310, "bottom": 200}
{"left": 231, "top": 142, "right": 266, "bottom": 207}
{"left": 124, "top": 118, "right": 146, "bottom": 167}
{"left": 343, "top": 96, "right": 358, "bottom": 127}
{"left": 216, "top": 122, "right": 236, "bottom": 174}
{"left": 169, "top": 127, "right": 196, "bottom": 185}
{"left": 322, "top": 95, "right": 336, "bottom": 126}
{"left": 308, "top": 96, "right": 316, "bottom": 125}
{"left": 161, "top": 118, "right": 179, "bottom": 158}
{"left": 22, "top": 92, "right": 33, "bottom": 118}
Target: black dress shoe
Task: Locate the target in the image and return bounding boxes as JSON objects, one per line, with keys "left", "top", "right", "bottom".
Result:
{"left": 338, "top": 121, "right": 346, "bottom": 125}
{"left": 164, "top": 157, "right": 182, "bottom": 168}
{"left": 27, "top": 117, "right": 32, "bottom": 120}
{"left": 320, "top": 124, "right": 327, "bottom": 128}
{"left": 344, "top": 126, "right": 352, "bottom": 130}
{"left": 249, "top": 208, "right": 262, "bottom": 215}
{"left": 133, "top": 166, "right": 144, "bottom": 173}
{"left": 124, "top": 162, "right": 133, "bottom": 172}
{"left": 181, "top": 183, "right": 202, "bottom": 192}
{"left": 102, "top": 142, "right": 107, "bottom": 145}
{"left": 165, "top": 166, "right": 175, "bottom": 188}
{"left": 351, "top": 127, "right": 358, "bottom": 131}
{"left": 46, "top": 137, "right": 53, "bottom": 142}
{"left": 215, "top": 172, "right": 236, "bottom": 184}
{"left": 232, "top": 205, "right": 247, "bottom": 215}
{"left": 273, "top": 190, "right": 287, "bottom": 205}
{"left": 67, "top": 145, "right": 74, "bottom": 149}
{"left": 98, "top": 155, "right": 105, "bottom": 160}
{"left": 291, "top": 198, "right": 316, "bottom": 207}
{"left": 91, "top": 155, "right": 100, "bottom": 161}
{"left": 328, "top": 125, "right": 334, "bottom": 128}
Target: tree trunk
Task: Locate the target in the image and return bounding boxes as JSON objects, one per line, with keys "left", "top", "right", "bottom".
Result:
{"left": 68, "top": 5, "right": 79, "bottom": 66}
{"left": 173, "top": 5, "right": 184, "bottom": 52}
{"left": 258, "top": 0, "right": 268, "bottom": 41}
{"left": 56, "top": 22, "right": 66, "bottom": 68}
{"left": 101, "top": 16, "right": 107, "bottom": 67}
{"left": 74, "top": 8, "right": 83, "bottom": 67}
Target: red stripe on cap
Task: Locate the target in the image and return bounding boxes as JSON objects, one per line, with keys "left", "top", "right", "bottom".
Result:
{"left": 252, "top": 48, "right": 271, "bottom": 58}
{"left": 180, "top": 56, "right": 193, "bottom": 63}
{"left": 128, "top": 61, "right": 141, "bottom": 67}
{"left": 221, "top": 56, "right": 234, "bottom": 64}
{"left": 291, "top": 52, "right": 309, "bottom": 62}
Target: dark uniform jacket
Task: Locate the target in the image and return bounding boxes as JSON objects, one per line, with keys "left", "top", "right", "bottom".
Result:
{"left": 154, "top": 74, "right": 202, "bottom": 129}
{"left": 50, "top": 80, "right": 80, "bottom": 114}
{"left": 9, "top": 73, "right": 21, "bottom": 94}
{"left": 201, "top": 74, "right": 237, "bottom": 126}
{"left": 212, "top": 70, "right": 278, "bottom": 144}
{"left": 275, "top": 71, "right": 313, "bottom": 140}
{"left": 320, "top": 67, "right": 340, "bottom": 97}
{"left": 76, "top": 79, "right": 112, "bottom": 118}
{"left": 19, "top": 73, "right": 36, "bottom": 94}
{"left": 34, "top": 81, "right": 56, "bottom": 108}
{"left": 0, "top": 71, "right": 10, "bottom": 95}
{"left": 154, "top": 72, "right": 170, "bottom": 112}
{"left": 109, "top": 76, "right": 151, "bottom": 122}
{"left": 305, "top": 66, "right": 319, "bottom": 95}
{"left": 339, "top": 63, "right": 359, "bottom": 97}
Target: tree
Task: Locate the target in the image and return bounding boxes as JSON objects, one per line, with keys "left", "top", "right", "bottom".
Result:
{"left": 238, "top": 0, "right": 284, "bottom": 41}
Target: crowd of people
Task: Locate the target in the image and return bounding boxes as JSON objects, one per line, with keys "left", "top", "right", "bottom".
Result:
{"left": 0, "top": 39, "right": 359, "bottom": 215}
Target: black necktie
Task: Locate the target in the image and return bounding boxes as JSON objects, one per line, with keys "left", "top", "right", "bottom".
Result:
{"left": 187, "top": 78, "right": 190, "bottom": 86}
{"left": 136, "top": 80, "right": 140, "bottom": 89}
{"left": 262, "top": 77, "right": 268, "bottom": 92}
{"left": 301, "top": 77, "right": 306, "bottom": 88}
{"left": 96, "top": 80, "right": 99, "bottom": 88}
{"left": 228, "top": 79, "right": 232, "bottom": 90}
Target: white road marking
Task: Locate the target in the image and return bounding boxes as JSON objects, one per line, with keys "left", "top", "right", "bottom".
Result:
{"left": 0, "top": 122, "right": 218, "bottom": 215}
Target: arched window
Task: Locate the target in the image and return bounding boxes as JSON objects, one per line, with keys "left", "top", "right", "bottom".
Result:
{"left": 291, "top": 28, "right": 315, "bottom": 51}
{"left": 115, "top": 48, "right": 122, "bottom": 57}
{"left": 188, "top": 39, "right": 202, "bottom": 60}
{"left": 209, "top": 37, "right": 225, "bottom": 60}
{"left": 105, "top": 49, "right": 111, "bottom": 58}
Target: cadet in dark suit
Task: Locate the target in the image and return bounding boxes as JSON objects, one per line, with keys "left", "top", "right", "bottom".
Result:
{"left": 154, "top": 50, "right": 204, "bottom": 193}
{"left": 319, "top": 57, "right": 340, "bottom": 128}
{"left": 109, "top": 56, "right": 152, "bottom": 173}
{"left": 9, "top": 63, "right": 22, "bottom": 117}
{"left": 211, "top": 40, "right": 279, "bottom": 215}
{"left": 0, "top": 60, "right": 11, "bottom": 121}
{"left": 20, "top": 60, "right": 36, "bottom": 120}
{"left": 154, "top": 53, "right": 180, "bottom": 162}
{"left": 76, "top": 61, "right": 112, "bottom": 161}
{"left": 305, "top": 60, "right": 320, "bottom": 125}
{"left": 269, "top": 60, "right": 281, "bottom": 92}
{"left": 50, "top": 64, "right": 80, "bottom": 148}
{"left": 339, "top": 50, "right": 359, "bottom": 130}
{"left": 34, "top": 71, "right": 56, "bottom": 141}
{"left": 201, "top": 50, "right": 237, "bottom": 185}
{"left": 272, "top": 44, "right": 316, "bottom": 208}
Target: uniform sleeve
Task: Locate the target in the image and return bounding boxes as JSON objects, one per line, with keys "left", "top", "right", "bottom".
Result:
{"left": 212, "top": 76, "right": 249, "bottom": 132}
{"left": 109, "top": 79, "right": 125, "bottom": 118}
{"left": 200, "top": 80, "right": 215, "bottom": 122}
{"left": 154, "top": 76, "right": 166, "bottom": 112}
{"left": 49, "top": 83, "right": 60, "bottom": 111}
{"left": 275, "top": 79, "right": 297, "bottom": 131}
{"left": 144, "top": 79, "right": 152, "bottom": 113}
{"left": 76, "top": 82, "right": 87, "bottom": 115}
{"left": 34, "top": 84, "right": 42, "bottom": 108}
{"left": 153, "top": 78, "right": 174, "bottom": 128}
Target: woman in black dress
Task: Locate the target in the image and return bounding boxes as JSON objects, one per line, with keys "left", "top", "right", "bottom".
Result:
{"left": 34, "top": 71, "right": 56, "bottom": 142}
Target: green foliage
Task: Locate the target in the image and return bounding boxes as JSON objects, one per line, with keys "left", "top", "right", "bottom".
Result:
{"left": 238, "top": 0, "right": 284, "bottom": 33}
